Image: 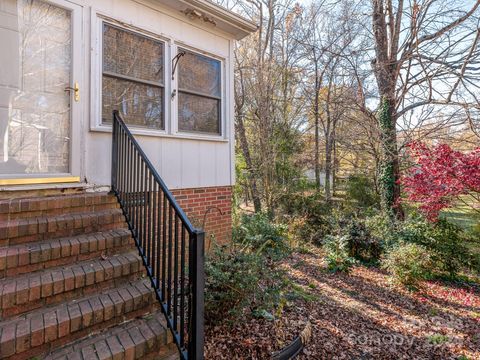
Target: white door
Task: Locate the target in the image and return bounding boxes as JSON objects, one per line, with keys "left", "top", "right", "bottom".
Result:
{"left": 0, "top": 0, "right": 82, "bottom": 185}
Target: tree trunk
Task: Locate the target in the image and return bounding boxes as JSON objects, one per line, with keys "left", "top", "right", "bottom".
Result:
{"left": 372, "top": 0, "right": 403, "bottom": 219}
{"left": 314, "top": 66, "right": 321, "bottom": 191}
{"left": 378, "top": 96, "right": 403, "bottom": 219}
{"left": 332, "top": 135, "right": 337, "bottom": 196}
{"left": 324, "top": 138, "right": 332, "bottom": 201}
{"left": 236, "top": 116, "right": 262, "bottom": 213}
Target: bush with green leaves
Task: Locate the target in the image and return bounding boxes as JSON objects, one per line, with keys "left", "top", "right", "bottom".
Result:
{"left": 382, "top": 243, "right": 433, "bottom": 289}
{"left": 338, "top": 217, "right": 383, "bottom": 263}
{"left": 426, "top": 220, "right": 472, "bottom": 276}
{"left": 365, "top": 213, "right": 397, "bottom": 247}
{"left": 233, "top": 212, "right": 289, "bottom": 259}
{"left": 393, "top": 216, "right": 472, "bottom": 277}
{"left": 366, "top": 212, "right": 475, "bottom": 277}
{"left": 345, "top": 174, "right": 380, "bottom": 210}
{"left": 280, "top": 192, "right": 334, "bottom": 244}
{"left": 205, "top": 214, "right": 289, "bottom": 324}
{"left": 323, "top": 235, "right": 356, "bottom": 273}
{"left": 205, "top": 246, "right": 261, "bottom": 323}
{"left": 204, "top": 245, "right": 286, "bottom": 324}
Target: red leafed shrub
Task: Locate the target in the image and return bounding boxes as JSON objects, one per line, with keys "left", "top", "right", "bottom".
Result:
{"left": 402, "top": 142, "right": 480, "bottom": 221}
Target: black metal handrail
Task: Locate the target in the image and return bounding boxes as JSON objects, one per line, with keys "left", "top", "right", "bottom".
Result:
{"left": 111, "top": 110, "right": 205, "bottom": 360}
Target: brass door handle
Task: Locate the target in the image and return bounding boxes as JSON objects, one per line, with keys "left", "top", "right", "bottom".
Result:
{"left": 65, "top": 82, "right": 80, "bottom": 102}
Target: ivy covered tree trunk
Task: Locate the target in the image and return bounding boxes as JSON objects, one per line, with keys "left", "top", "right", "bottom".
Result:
{"left": 378, "top": 96, "right": 403, "bottom": 220}
{"left": 371, "top": 0, "right": 404, "bottom": 220}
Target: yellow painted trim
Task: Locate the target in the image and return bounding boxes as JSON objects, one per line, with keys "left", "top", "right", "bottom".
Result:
{"left": 0, "top": 177, "right": 81, "bottom": 186}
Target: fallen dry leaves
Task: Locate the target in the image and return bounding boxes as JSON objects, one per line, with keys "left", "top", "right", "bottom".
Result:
{"left": 204, "top": 247, "right": 480, "bottom": 359}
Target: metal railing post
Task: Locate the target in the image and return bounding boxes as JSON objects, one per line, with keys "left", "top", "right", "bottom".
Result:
{"left": 189, "top": 229, "right": 205, "bottom": 360}
{"left": 111, "top": 110, "right": 119, "bottom": 192}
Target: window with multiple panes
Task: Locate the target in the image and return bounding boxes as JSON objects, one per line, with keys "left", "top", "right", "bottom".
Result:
{"left": 177, "top": 49, "right": 222, "bottom": 135}
{"left": 100, "top": 22, "right": 223, "bottom": 137}
{"left": 101, "top": 23, "right": 165, "bottom": 130}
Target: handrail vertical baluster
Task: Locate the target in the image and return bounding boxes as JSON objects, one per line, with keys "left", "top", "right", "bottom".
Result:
{"left": 136, "top": 152, "right": 141, "bottom": 240}
{"left": 168, "top": 204, "right": 173, "bottom": 317}
{"left": 126, "top": 138, "right": 130, "bottom": 221}
{"left": 156, "top": 188, "right": 162, "bottom": 289}
{"left": 152, "top": 181, "right": 157, "bottom": 280}
{"left": 162, "top": 193, "right": 167, "bottom": 298}
{"left": 147, "top": 172, "right": 153, "bottom": 268}
{"left": 173, "top": 214, "right": 179, "bottom": 332}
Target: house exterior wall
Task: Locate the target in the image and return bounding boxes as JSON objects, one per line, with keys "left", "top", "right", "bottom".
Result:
{"left": 82, "top": 0, "right": 235, "bottom": 190}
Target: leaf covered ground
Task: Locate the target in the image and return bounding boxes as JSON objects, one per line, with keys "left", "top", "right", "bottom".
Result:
{"left": 204, "top": 247, "right": 480, "bottom": 359}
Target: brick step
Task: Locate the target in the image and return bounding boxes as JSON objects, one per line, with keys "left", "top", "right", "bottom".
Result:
{"left": 0, "top": 252, "right": 143, "bottom": 319}
{"left": 0, "top": 229, "right": 133, "bottom": 278}
{"left": 0, "top": 208, "right": 127, "bottom": 246}
{"left": 45, "top": 311, "right": 179, "bottom": 360}
{"left": 0, "top": 278, "right": 156, "bottom": 359}
{"left": 0, "top": 193, "right": 119, "bottom": 221}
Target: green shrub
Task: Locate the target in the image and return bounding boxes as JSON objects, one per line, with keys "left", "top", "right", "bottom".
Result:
{"left": 339, "top": 217, "right": 383, "bottom": 263}
{"left": 205, "top": 214, "right": 290, "bottom": 324}
{"left": 382, "top": 243, "right": 433, "bottom": 289}
{"left": 470, "top": 221, "right": 480, "bottom": 238}
{"left": 395, "top": 216, "right": 472, "bottom": 277}
{"left": 395, "top": 214, "right": 432, "bottom": 243}
{"left": 204, "top": 245, "right": 285, "bottom": 324}
{"left": 280, "top": 192, "right": 334, "bottom": 244}
{"left": 427, "top": 220, "right": 471, "bottom": 276}
{"left": 205, "top": 246, "right": 261, "bottom": 323}
{"left": 323, "top": 235, "right": 356, "bottom": 273}
{"left": 367, "top": 212, "right": 474, "bottom": 278}
{"left": 233, "top": 212, "right": 289, "bottom": 259}
{"left": 345, "top": 174, "right": 380, "bottom": 209}
{"left": 365, "top": 213, "right": 397, "bottom": 247}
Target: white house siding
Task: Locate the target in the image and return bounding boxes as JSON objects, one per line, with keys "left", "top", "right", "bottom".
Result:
{"left": 83, "top": 0, "right": 235, "bottom": 189}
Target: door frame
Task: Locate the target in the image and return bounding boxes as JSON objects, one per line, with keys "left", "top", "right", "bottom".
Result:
{"left": 0, "top": 0, "right": 84, "bottom": 186}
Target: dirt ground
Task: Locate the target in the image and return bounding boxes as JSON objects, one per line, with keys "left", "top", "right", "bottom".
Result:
{"left": 204, "top": 248, "right": 480, "bottom": 359}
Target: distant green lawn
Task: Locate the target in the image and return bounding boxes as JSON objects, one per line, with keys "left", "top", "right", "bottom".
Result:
{"left": 441, "top": 203, "right": 479, "bottom": 262}
{"left": 441, "top": 204, "right": 479, "bottom": 231}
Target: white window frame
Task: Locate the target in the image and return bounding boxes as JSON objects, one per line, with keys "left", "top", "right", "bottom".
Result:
{"left": 90, "top": 12, "right": 170, "bottom": 137}
{"left": 90, "top": 11, "right": 228, "bottom": 142}
{"left": 172, "top": 43, "right": 226, "bottom": 140}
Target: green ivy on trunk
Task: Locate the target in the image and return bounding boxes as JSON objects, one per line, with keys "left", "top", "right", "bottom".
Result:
{"left": 378, "top": 96, "right": 398, "bottom": 220}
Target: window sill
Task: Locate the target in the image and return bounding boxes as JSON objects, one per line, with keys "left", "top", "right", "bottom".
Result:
{"left": 90, "top": 125, "right": 229, "bottom": 142}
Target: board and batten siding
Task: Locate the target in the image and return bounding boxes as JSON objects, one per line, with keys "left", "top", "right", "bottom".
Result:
{"left": 80, "top": 0, "right": 235, "bottom": 189}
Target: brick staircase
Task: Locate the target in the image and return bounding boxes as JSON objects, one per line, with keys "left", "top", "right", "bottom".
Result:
{"left": 0, "top": 191, "right": 178, "bottom": 359}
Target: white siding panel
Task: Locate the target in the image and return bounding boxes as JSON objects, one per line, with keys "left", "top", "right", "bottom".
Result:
{"left": 198, "top": 142, "right": 216, "bottom": 186}
{"left": 86, "top": 133, "right": 112, "bottom": 185}
{"left": 179, "top": 141, "right": 200, "bottom": 189}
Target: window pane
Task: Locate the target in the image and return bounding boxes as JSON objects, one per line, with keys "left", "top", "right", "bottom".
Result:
{"left": 102, "top": 77, "right": 164, "bottom": 129}
{"left": 103, "top": 24, "right": 164, "bottom": 84}
{"left": 178, "top": 92, "right": 220, "bottom": 134}
{"left": 0, "top": 0, "right": 71, "bottom": 175}
{"left": 178, "top": 50, "right": 221, "bottom": 97}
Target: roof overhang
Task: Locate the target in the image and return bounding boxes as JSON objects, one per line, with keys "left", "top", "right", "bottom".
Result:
{"left": 159, "top": 0, "right": 258, "bottom": 40}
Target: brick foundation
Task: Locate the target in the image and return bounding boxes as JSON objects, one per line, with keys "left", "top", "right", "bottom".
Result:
{"left": 171, "top": 186, "right": 232, "bottom": 247}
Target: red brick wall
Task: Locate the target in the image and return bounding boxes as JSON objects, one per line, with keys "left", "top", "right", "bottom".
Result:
{"left": 171, "top": 186, "right": 232, "bottom": 247}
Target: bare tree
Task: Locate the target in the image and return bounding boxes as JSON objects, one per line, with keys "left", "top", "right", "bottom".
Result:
{"left": 233, "top": 0, "right": 306, "bottom": 212}
{"left": 296, "top": 0, "right": 373, "bottom": 199}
